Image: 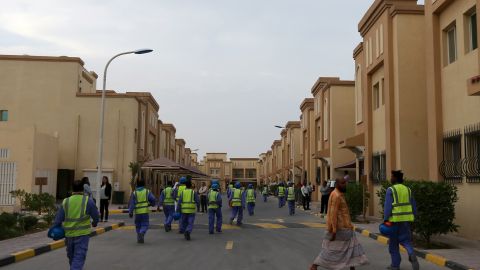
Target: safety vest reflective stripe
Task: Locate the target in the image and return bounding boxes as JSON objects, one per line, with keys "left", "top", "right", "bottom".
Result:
{"left": 278, "top": 187, "right": 285, "bottom": 196}
{"left": 208, "top": 191, "right": 219, "bottom": 209}
{"left": 176, "top": 185, "right": 186, "bottom": 201}
{"left": 232, "top": 189, "right": 242, "bottom": 206}
{"left": 287, "top": 187, "right": 295, "bottom": 201}
{"left": 134, "top": 189, "right": 150, "bottom": 214}
{"left": 63, "top": 195, "right": 91, "bottom": 237}
{"left": 246, "top": 190, "right": 255, "bottom": 203}
{"left": 388, "top": 184, "right": 414, "bottom": 222}
{"left": 163, "top": 187, "right": 175, "bottom": 205}
{"left": 181, "top": 189, "right": 196, "bottom": 213}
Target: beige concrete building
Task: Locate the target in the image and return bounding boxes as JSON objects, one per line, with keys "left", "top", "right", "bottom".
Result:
{"left": 160, "top": 123, "right": 177, "bottom": 161}
{"left": 341, "top": 0, "right": 429, "bottom": 216}
{"left": 300, "top": 98, "right": 319, "bottom": 201}
{"left": 425, "top": 0, "right": 480, "bottom": 239}
{"left": 311, "top": 77, "right": 356, "bottom": 184}
{"left": 201, "top": 153, "right": 231, "bottom": 190}
{"left": 285, "top": 121, "right": 302, "bottom": 184}
{"left": 0, "top": 55, "right": 166, "bottom": 204}
{"left": 175, "top": 139, "right": 186, "bottom": 165}
{"left": 231, "top": 158, "right": 259, "bottom": 186}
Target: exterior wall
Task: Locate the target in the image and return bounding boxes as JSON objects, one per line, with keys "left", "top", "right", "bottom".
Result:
{"left": 231, "top": 158, "right": 258, "bottom": 184}
{"left": 426, "top": 0, "right": 480, "bottom": 239}
{"left": 0, "top": 127, "right": 58, "bottom": 212}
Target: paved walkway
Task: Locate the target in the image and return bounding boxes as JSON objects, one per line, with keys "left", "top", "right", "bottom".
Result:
{"left": 0, "top": 220, "right": 122, "bottom": 258}
{"left": 304, "top": 200, "right": 480, "bottom": 269}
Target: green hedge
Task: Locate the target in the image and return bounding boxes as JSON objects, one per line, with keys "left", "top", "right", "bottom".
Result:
{"left": 345, "top": 183, "right": 369, "bottom": 221}
{"left": 376, "top": 180, "right": 459, "bottom": 247}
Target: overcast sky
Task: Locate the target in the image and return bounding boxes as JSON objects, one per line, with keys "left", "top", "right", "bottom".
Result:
{"left": 0, "top": 0, "right": 424, "bottom": 159}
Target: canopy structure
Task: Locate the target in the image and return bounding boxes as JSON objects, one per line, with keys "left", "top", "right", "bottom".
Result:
{"left": 141, "top": 157, "right": 208, "bottom": 178}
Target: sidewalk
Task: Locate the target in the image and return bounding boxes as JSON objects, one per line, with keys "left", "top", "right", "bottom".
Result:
{"left": 304, "top": 201, "right": 480, "bottom": 270}
{"left": 0, "top": 219, "right": 123, "bottom": 259}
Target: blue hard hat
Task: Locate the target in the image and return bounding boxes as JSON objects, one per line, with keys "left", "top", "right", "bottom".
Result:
{"left": 47, "top": 226, "right": 65, "bottom": 241}
{"left": 235, "top": 182, "right": 241, "bottom": 189}
{"left": 173, "top": 212, "right": 181, "bottom": 221}
{"left": 211, "top": 183, "right": 220, "bottom": 190}
{"left": 248, "top": 184, "right": 253, "bottom": 189}
{"left": 379, "top": 222, "right": 394, "bottom": 236}
{"left": 179, "top": 177, "right": 187, "bottom": 184}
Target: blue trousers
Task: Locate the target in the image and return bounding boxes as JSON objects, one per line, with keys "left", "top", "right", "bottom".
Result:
{"left": 66, "top": 235, "right": 89, "bottom": 270}
{"left": 288, "top": 200, "right": 295, "bottom": 215}
{"left": 180, "top": 213, "right": 196, "bottom": 233}
{"left": 247, "top": 202, "right": 255, "bottom": 216}
{"left": 278, "top": 196, "right": 285, "bottom": 208}
{"left": 389, "top": 222, "right": 415, "bottom": 268}
{"left": 208, "top": 208, "right": 222, "bottom": 233}
{"left": 263, "top": 194, "right": 267, "bottom": 202}
{"left": 230, "top": 206, "right": 243, "bottom": 224}
{"left": 163, "top": 205, "right": 175, "bottom": 226}
{"left": 134, "top": 213, "right": 150, "bottom": 234}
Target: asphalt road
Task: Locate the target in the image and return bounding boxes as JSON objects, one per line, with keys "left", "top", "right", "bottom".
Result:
{"left": 5, "top": 195, "right": 446, "bottom": 270}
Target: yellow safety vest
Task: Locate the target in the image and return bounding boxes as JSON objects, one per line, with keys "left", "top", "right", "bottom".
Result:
{"left": 278, "top": 186, "right": 285, "bottom": 197}
{"left": 62, "top": 194, "right": 91, "bottom": 237}
{"left": 176, "top": 185, "right": 186, "bottom": 201}
{"left": 287, "top": 187, "right": 295, "bottom": 201}
{"left": 208, "top": 190, "right": 219, "bottom": 209}
{"left": 262, "top": 187, "right": 268, "bottom": 195}
{"left": 388, "top": 184, "right": 415, "bottom": 222}
{"left": 134, "top": 189, "right": 150, "bottom": 215}
{"left": 181, "top": 189, "right": 196, "bottom": 214}
{"left": 246, "top": 189, "right": 255, "bottom": 203}
{"left": 163, "top": 187, "right": 175, "bottom": 206}
{"left": 231, "top": 189, "right": 242, "bottom": 207}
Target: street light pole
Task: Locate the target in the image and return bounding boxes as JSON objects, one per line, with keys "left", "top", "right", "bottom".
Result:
{"left": 95, "top": 49, "right": 153, "bottom": 207}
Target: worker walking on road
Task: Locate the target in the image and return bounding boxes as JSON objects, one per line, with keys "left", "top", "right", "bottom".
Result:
{"left": 207, "top": 181, "right": 222, "bottom": 234}
{"left": 158, "top": 181, "right": 175, "bottom": 232}
{"left": 286, "top": 182, "right": 296, "bottom": 216}
{"left": 177, "top": 179, "right": 199, "bottom": 240}
{"left": 128, "top": 179, "right": 156, "bottom": 244}
{"left": 229, "top": 182, "right": 245, "bottom": 226}
{"left": 245, "top": 184, "right": 256, "bottom": 216}
{"left": 262, "top": 184, "right": 268, "bottom": 202}
{"left": 277, "top": 182, "right": 286, "bottom": 208}
{"left": 53, "top": 180, "right": 99, "bottom": 270}
{"left": 384, "top": 170, "right": 419, "bottom": 270}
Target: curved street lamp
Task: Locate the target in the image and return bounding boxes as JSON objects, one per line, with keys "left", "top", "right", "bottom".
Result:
{"left": 95, "top": 49, "right": 153, "bottom": 206}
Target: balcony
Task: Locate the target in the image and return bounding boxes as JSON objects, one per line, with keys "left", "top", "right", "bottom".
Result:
{"left": 467, "top": 75, "right": 480, "bottom": 96}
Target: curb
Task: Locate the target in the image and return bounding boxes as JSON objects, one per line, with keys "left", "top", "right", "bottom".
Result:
{"left": 0, "top": 222, "right": 125, "bottom": 268}
{"left": 353, "top": 227, "right": 475, "bottom": 270}
{"left": 298, "top": 207, "right": 475, "bottom": 270}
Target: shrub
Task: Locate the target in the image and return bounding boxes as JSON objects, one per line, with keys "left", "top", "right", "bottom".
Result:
{"left": 20, "top": 215, "right": 38, "bottom": 231}
{"left": 42, "top": 206, "right": 58, "bottom": 226}
{"left": 24, "top": 193, "right": 56, "bottom": 215}
{"left": 0, "top": 227, "right": 21, "bottom": 240}
{"left": 0, "top": 212, "right": 18, "bottom": 228}
{"left": 345, "top": 183, "right": 364, "bottom": 221}
{"left": 377, "top": 180, "right": 459, "bottom": 247}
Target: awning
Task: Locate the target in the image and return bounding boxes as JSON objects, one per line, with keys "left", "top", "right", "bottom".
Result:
{"left": 314, "top": 149, "right": 330, "bottom": 159}
{"left": 335, "top": 160, "right": 356, "bottom": 170}
{"left": 142, "top": 157, "right": 208, "bottom": 178}
{"left": 339, "top": 133, "right": 365, "bottom": 148}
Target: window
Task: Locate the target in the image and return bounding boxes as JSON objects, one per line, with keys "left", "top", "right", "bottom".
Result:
{"left": 210, "top": 169, "right": 220, "bottom": 176}
{"left": 134, "top": 129, "right": 137, "bottom": 143}
{"left": 373, "top": 82, "right": 380, "bottom": 110}
{"left": 380, "top": 24, "right": 384, "bottom": 54}
{"left": 369, "top": 37, "right": 373, "bottom": 64}
{"left": 365, "top": 41, "right": 369, "bottom": 67}
{"left": 355, "top": 66, "right": 363, "bottom": 123}
{"left": 440, "top": 130, "right": 463, "bottom": 183}
{"left": 246, "top": 169, "right": 256, "bottom": 178}
{"left": 375, "top": 28, "right": 380, "bottom": 58}
{"left": 446, "top": 24, "right": 457, "bottom": 64}
{"left": 465, "top": 124, "right": 480, "bottom": 183}
{"left": 0, "top": 110, "right": 8, "bottom": 121}
{"left": 323, "top": 97, "right": 329, "bottom": 141}
{"left": 381, "top": 78, "right": 385, "bottom": 106}
{"left": 371, "top": 152, "right": 386, "bottom": 184}
{"left": 0, "top": 149, "right": 9, "bottom": 159}
{"left": 469, "top": 11, "right": 478, "bottom": 51}
{"left": 233, "top": 169, "right": 244, "bottom": 178}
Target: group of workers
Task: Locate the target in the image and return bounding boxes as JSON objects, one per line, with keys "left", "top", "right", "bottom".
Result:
{"left": 52, "top": 176, "right": 300, "bottom": 270}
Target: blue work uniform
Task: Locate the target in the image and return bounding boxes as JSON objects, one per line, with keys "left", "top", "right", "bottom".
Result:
{"left": 244, "top": 189, "right": 256, "bottom": 216}
{"left": 158, "top": 187, "right": 175, "bottom": 228}
{"left": 177, "top": 189, "right": 200, "bottom": 234}
{"left": 207, "top": 190, "right": 223, "bottom": 234}
{"left": 384, "top": 186, "right": 418, "bottom": 269}
{"left": 53, "top": 194, "right": 99, "bottom": 270}
{"left": 277, "top": 186, "right": 286, "bottom": 208}
{"left": 286, "top": 187, "right": 296, "bottom": 215}
{"left": 128, "top": 187, "right": 156, "bottom": 235}
{"left": 229, "top": 188, "right": 245, "bottom": 225}
{"left": 262, "top": 186, "right": 268, "bottom": 202}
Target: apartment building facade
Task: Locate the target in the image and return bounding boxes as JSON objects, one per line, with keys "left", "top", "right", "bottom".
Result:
{"left": 425, "top": 0, "right": 480, "bottom": 239}
{"left": 300, "top": 98, "right": 318, "bottom": 201}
